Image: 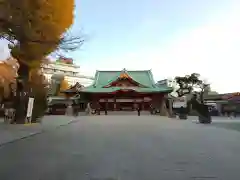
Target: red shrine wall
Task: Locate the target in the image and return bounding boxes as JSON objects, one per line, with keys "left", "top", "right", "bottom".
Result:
{"left": 89, "top": 92, "right": 165, "bottom": 111}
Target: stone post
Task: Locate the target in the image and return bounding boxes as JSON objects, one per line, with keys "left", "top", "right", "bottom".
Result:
{"left": 168, "top": 98, "right": 174, "bottom": 117}
{"left": 160, "top": 99, "right": 168, "bottom": 116}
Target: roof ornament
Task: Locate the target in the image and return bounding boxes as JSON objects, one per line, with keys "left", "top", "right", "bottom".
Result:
{"left": 119, "top": 69, "right": 130, "bottom": 79}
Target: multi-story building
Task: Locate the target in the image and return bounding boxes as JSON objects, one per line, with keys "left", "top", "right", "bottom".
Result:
{"left": 41, "top": 58, "right": 94, "bottom": 87}
{"left": 156, "top": 78, "right": 179, "bottom": 97}
{"left": 156, "top": 78, "right": 177, "bottom": 88}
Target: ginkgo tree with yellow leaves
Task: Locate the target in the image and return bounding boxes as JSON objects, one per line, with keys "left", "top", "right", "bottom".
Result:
{"left": 49, "top": 73, "right": 69, "bottom": 96}
{"left": 58, "top": 78, "right": 70, "bottom": 96}
{"left": 0, "top": 0, "right": 83, "bottom": 123}
{"left": 1, "top": 0, "right": 75, "bottom": 78}
{"left": 0, "top": 57, "right": 19, "bottom": 100}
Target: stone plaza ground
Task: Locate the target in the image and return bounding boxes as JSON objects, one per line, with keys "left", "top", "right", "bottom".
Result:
{"left": 0, "top": 115, "right": 78, "bottom": 146}
{"left": 0, "top": 115, "right": 240, "bottom": 179}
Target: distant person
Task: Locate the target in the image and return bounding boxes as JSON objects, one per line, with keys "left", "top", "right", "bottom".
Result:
{"left": 137, "top": 104, "right": 141, "bottom": 116}
{"left": 104, "top": 103, "right": 108, "bottom": 115}
{"left": 66, "top": 102, "right": 73, "bottom": 116}
{"left": 72, "top": 101, "right": 78, "bottom": 116}
{"left": 150, "top": 104, "right": 154, "bottom": 114}
{"left": 178, "top": 106, "right": 187, "bottom": 119}
{"left": 230, "top": 111, "right": 236, "bottom": 119}
{"left": 85, "top": 102, "right": 91, "bottom": 115}
{"left": 5, "top": 83, "right": 16, "bottom": 123}
{"left": 227, "top": 111, "right": 231, "bottom": 118}
{"left": 97, "top": 103, "right": 101, "bottom": 115}
{"left": 178, "top": 106, "right": 184, "bottom": 115}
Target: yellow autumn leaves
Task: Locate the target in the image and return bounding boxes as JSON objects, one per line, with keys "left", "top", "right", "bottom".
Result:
{"left": 0, "top": 58, "right": 19, "bottom": 98}
{"left": 0, "top": 0, "right": 74, "bottom": 70}
{"left": 58, "top": 79, "right": 69, "bottom": 96}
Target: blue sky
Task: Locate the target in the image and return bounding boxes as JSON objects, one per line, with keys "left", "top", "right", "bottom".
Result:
{"left": 74, "top": 0, "right": 225, "bottom": 63}
{"left": 71, "top": 0, "right": 240, "bottom": 93}
{"left": 0, "top": 0, "right": 240, "bottom": 93}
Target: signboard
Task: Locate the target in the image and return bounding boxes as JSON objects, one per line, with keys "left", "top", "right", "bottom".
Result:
{"left": 173, "top": 96, "right": 187, "bottom": 108}
{"left": 99, "top": 99, "right": 114, "bottom": 102}
{"left": 173, "top": 102, "right": 187, "bottom": 108}
{"left": 116, "top": 99, "right": 134, "bottom": 102}
{"left": 26, "top": 97, "right": 34, "bottom": 118}
{"left": 143, "top": 97, "right": 151, "bottom": 102}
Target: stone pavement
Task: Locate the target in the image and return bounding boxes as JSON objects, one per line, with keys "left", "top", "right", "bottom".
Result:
{"left": 190, "top": 116, "right": 240, "bottom": 123}
{"left": 0, "top": 111, "right": 162, "bottom": 146}
{"left": 1, "top": 113, "right": 240, "bottom": 148}
{"left": 1, "top": 115, "right": 240, "bottom": 179}
{"left": 0, "top": 115, "right": 78, "bottom": 146}
{"left": 0, "top": 112, "right": 149, "bottom": 146}
{"left": 101, "top": 110, "right": 151, "bottom": 116}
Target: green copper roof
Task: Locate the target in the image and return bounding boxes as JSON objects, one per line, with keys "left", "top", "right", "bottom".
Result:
{"left": 81, "top": 86, "right": 172, "bottom": 93}
{"left": 93, "top": 69, "right": 155, "bottom": 87}
{"left": 80, "top": 69, "right": 173, "bottom": 93}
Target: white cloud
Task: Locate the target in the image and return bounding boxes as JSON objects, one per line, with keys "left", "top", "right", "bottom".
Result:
{"left": 154, "top": 8, "right": 240, "bottom": 93}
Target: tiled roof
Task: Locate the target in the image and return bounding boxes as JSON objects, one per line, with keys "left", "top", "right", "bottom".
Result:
{"left": 93, "top": 69, "right": 156, "bottom": 88}
{"left": 80, "top": 69, "right": 173, "bottom": 93}
{"left": 81, "top": 86, "right": 172, "bottom": 93}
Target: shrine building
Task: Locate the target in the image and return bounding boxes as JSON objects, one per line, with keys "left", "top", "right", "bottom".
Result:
{"left": 80, "top": 69, "right": 173, "bottom": 111}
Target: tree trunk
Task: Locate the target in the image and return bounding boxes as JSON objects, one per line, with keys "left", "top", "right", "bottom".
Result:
{"left": 14, "top": 62, "right": 29, "bottom": 124}
{"left": 160, "top": 99, "right": 168, "bottom": 116}
{"left": 18, "top": 62, "right": 29, "bottom": 81}
{"left": 200, "top": 92, "right": 204, "bottom": 104}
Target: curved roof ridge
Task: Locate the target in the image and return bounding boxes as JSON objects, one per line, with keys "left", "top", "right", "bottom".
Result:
{"left": 96, "top": 69, "right": 151, "bottom": 72}
{"left": 92, "top": 69, "right": 156, "bottom": 88}
{"left": 147, "top": 70, "right": 156, "bottom": 86}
